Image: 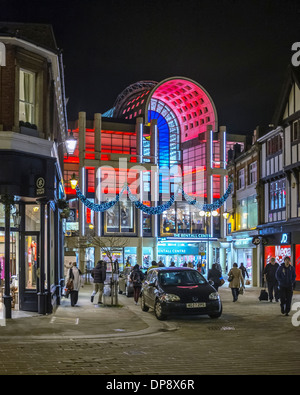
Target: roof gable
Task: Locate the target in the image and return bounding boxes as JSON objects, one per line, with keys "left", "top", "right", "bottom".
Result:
{"left": 272, "top": 64, "right": 300, "bottom": 126}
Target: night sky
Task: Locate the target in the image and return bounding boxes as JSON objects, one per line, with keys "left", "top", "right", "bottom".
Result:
{"left": 1, "top": 0, "right": 300, "bottom": 133}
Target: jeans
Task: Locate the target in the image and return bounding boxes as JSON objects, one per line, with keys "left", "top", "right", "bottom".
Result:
{"left": 91, "top": 283, "right": 104, "bottom": 303}
{"left": 231, "top": 288, "right": 239, "bottom": 302}
{"left": 70, "top": 290, "right": 79, "bottom": 306}
{"left": 267, "top": 281, "right": 279, "bottom": 301}
{"left": 279, "top": 286, "right": 293, "bottom": 314}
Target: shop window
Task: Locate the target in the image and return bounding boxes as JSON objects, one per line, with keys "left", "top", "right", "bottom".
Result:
{"left": 292, "top": 120, "right": 300, "bottom": 142}
{"left": 106, "top": 204, "right": 120, "bottom": 232}
{"left": 25, "top": 234, "right": 38, "bottom": 290}
{"left": 267, "top": 134, "right": 283, "bottom": 156}
{"left": 105, "top": 201, "right": 135, "bottom": 234}
{"left": 19, "top": 69, "right": 35, "bottom": 124}
{"left": 143, "top": 213, "right": 151, "bottom": 235}
{"left": 177, "top": 203, "right": 191, "bottom": 234}
{"left": 238, "top": 168, "right": 245, "bottom": 189}
{"left": 0, "top": 231, "right": 19, "bottom": 306}
{"left": 270, "top": 179, "right": 286, "bottom": 211}
{"left": 249, "top": 162, "right": 257, "bottom": 185}
{"left": 162, "top": 208, "right": 176, "bottom": 234}
{"left": 25, "top": 205, "right": 40, "bottom": 231}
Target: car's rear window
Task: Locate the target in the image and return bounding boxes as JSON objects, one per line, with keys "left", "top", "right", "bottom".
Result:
{"left": 158, "top": 270, "right": 206, "bottom": 286}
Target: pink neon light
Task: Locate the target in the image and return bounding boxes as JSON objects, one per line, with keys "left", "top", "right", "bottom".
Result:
{"left": 151, "top": 78, "right": 217, "bottom": 143}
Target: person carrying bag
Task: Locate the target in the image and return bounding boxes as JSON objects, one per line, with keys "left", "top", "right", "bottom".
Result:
{"left": 228, "top": 263, "right": 244, "bottom": 302}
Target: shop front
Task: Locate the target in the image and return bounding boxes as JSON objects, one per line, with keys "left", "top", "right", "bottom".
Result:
{"left": 231, "top": 236, "right": 257, "bottom": 283}
{"left": 0, "top": 150, "right": 64, "bottom": 316}
{"left": 262, "top": 231, "right": 300, "bottom": 290}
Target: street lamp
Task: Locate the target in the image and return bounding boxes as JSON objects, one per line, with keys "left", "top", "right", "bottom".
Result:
{"left": 65, "top": 130, "right": 77, "bottom": 155}
{"left": 70, "top": 173, "right": 78, "bottom": 190}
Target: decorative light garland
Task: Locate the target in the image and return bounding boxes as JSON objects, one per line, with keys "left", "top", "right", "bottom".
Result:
{"left": 75, "top": 183, "right": 233, "bottom": 214}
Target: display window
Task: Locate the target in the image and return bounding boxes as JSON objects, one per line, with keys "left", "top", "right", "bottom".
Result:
{"left": 0, "top": 231, "right": 19, "bottom": 309}
{"left": 25, "top": 235, "right": 38, "bottom": 290}
{"left": 102, "top": 250, "right": 123, "bottom": 272}
{"left": 105, "top": 201, "right": 135, "bottom": 234}
{"left": 264, "top": 245, "right": 291, "bottom": 266}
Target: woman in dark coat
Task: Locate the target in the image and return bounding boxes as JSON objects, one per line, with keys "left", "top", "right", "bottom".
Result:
{"left": 130, "top": 264, "right": 145, "bottom": 305}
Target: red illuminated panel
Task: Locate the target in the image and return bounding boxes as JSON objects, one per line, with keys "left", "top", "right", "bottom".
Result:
{"left": 295, "top": 245, "right": 300, "bottom": 281}
{"left": 264, "top": 245, "right": 292, "bottom": 266}
{"left": 151, "top": 78, "right": 217, "bottom": 144}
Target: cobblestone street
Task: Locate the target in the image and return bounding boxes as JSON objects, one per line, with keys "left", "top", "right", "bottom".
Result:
{"left": 0, "top": 284, "right": 299, "bottom": 376}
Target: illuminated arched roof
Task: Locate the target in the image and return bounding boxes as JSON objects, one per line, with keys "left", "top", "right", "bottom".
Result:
{"left": 112, "top": 77, "right": 218, "bottom": 143}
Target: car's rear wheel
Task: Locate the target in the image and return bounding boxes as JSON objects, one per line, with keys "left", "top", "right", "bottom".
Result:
{"left": 141, "top": 294, "right": 149, "bottom": 312}
{"left": 154, "top": 299, "right": 167, "bottom": 320}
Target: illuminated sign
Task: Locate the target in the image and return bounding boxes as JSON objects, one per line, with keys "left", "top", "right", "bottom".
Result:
{"left": 264, "top": 245, "right": 291, "bottom": 265}
{"left": 280, "top": 233, "right": 290, "bottom": 244}
{"left": 158, "top": 243, "right": 200, "bottom": 255}
{"left": 173, "top": 233, "right": 212, "bottom": 239}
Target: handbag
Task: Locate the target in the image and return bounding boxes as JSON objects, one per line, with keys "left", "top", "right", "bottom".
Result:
{"left": 66, "top": 279, "right": 74, "bottom": 292}
{"left": 228, "top": 273, "right": 234, "bottom": 282}
{"left": 239, "top": 287, "right": 244, "bottom": 295}
{"left": 219, "top": 278, "right": 225, "bottom": 286}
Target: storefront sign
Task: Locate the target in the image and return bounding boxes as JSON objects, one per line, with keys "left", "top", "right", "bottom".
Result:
{"left": 234, "top": 237, "right": 254, "bottom": 248}
{"left": 158, "top": 243, "right": 199, "bottom": 255}
{"left": 280, "top": 233, "right": 290, "bottom": 244}
{"left": 173, "top": 233, "right": 212, "bottom": 239}
{"left": 264, "top": 245, "right": 291, "bottom": 265}
{"left": 35, "top": 176, "right": 46, "bottom": 197}
{"left": 252, "top": 236, "right": 261, "bottom": 246}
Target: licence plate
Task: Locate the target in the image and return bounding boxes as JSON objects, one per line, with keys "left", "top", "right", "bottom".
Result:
{"left": 186, "top": 302, "right": 206, "bottom": 308}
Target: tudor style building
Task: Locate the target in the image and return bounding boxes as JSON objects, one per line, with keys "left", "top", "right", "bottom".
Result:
{"left": 257, "top": 65, "right": 300, "bottom": 289}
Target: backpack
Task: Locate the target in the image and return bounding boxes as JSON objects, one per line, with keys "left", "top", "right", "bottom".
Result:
{"left": 131, "top": 270, "right": 143, "bottom": 286}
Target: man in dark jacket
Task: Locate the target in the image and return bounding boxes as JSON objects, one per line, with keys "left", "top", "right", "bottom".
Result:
{"left": 276, "top": 256, "right": 296, "bottom": 316}
{"left": 91, "top": 260, "right": 107, "bottom": 304}
{"left": 263, "top": 257, "right": 279, "bottom": 302}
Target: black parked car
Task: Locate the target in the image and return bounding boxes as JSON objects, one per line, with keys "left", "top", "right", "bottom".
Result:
{"left": 140, "top": 267, "right": 222, "bottom": 320}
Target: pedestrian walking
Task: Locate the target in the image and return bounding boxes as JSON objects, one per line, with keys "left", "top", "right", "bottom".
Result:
{"left": 130, "top": 264, "right": 145, "bottom": 305}
{"left": 239, "top": 262, "right": 249, "bottom": 280}
{"left": 228, "top": 263, "right": 244, "bottom": 302}
{"left": 67, "top": 262, "right": 82, "bottom": 307}
{"left": 91, "top": 260, "right": 107, "bottom": 305}
{"left": 207, "top": 263, "right": 223, "bottom": 291}
{"left": 276, "top": 256, "right": 296, "bottom": 316}
{"left": 263, "top": 257, "right": 279, "bottom": 302}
